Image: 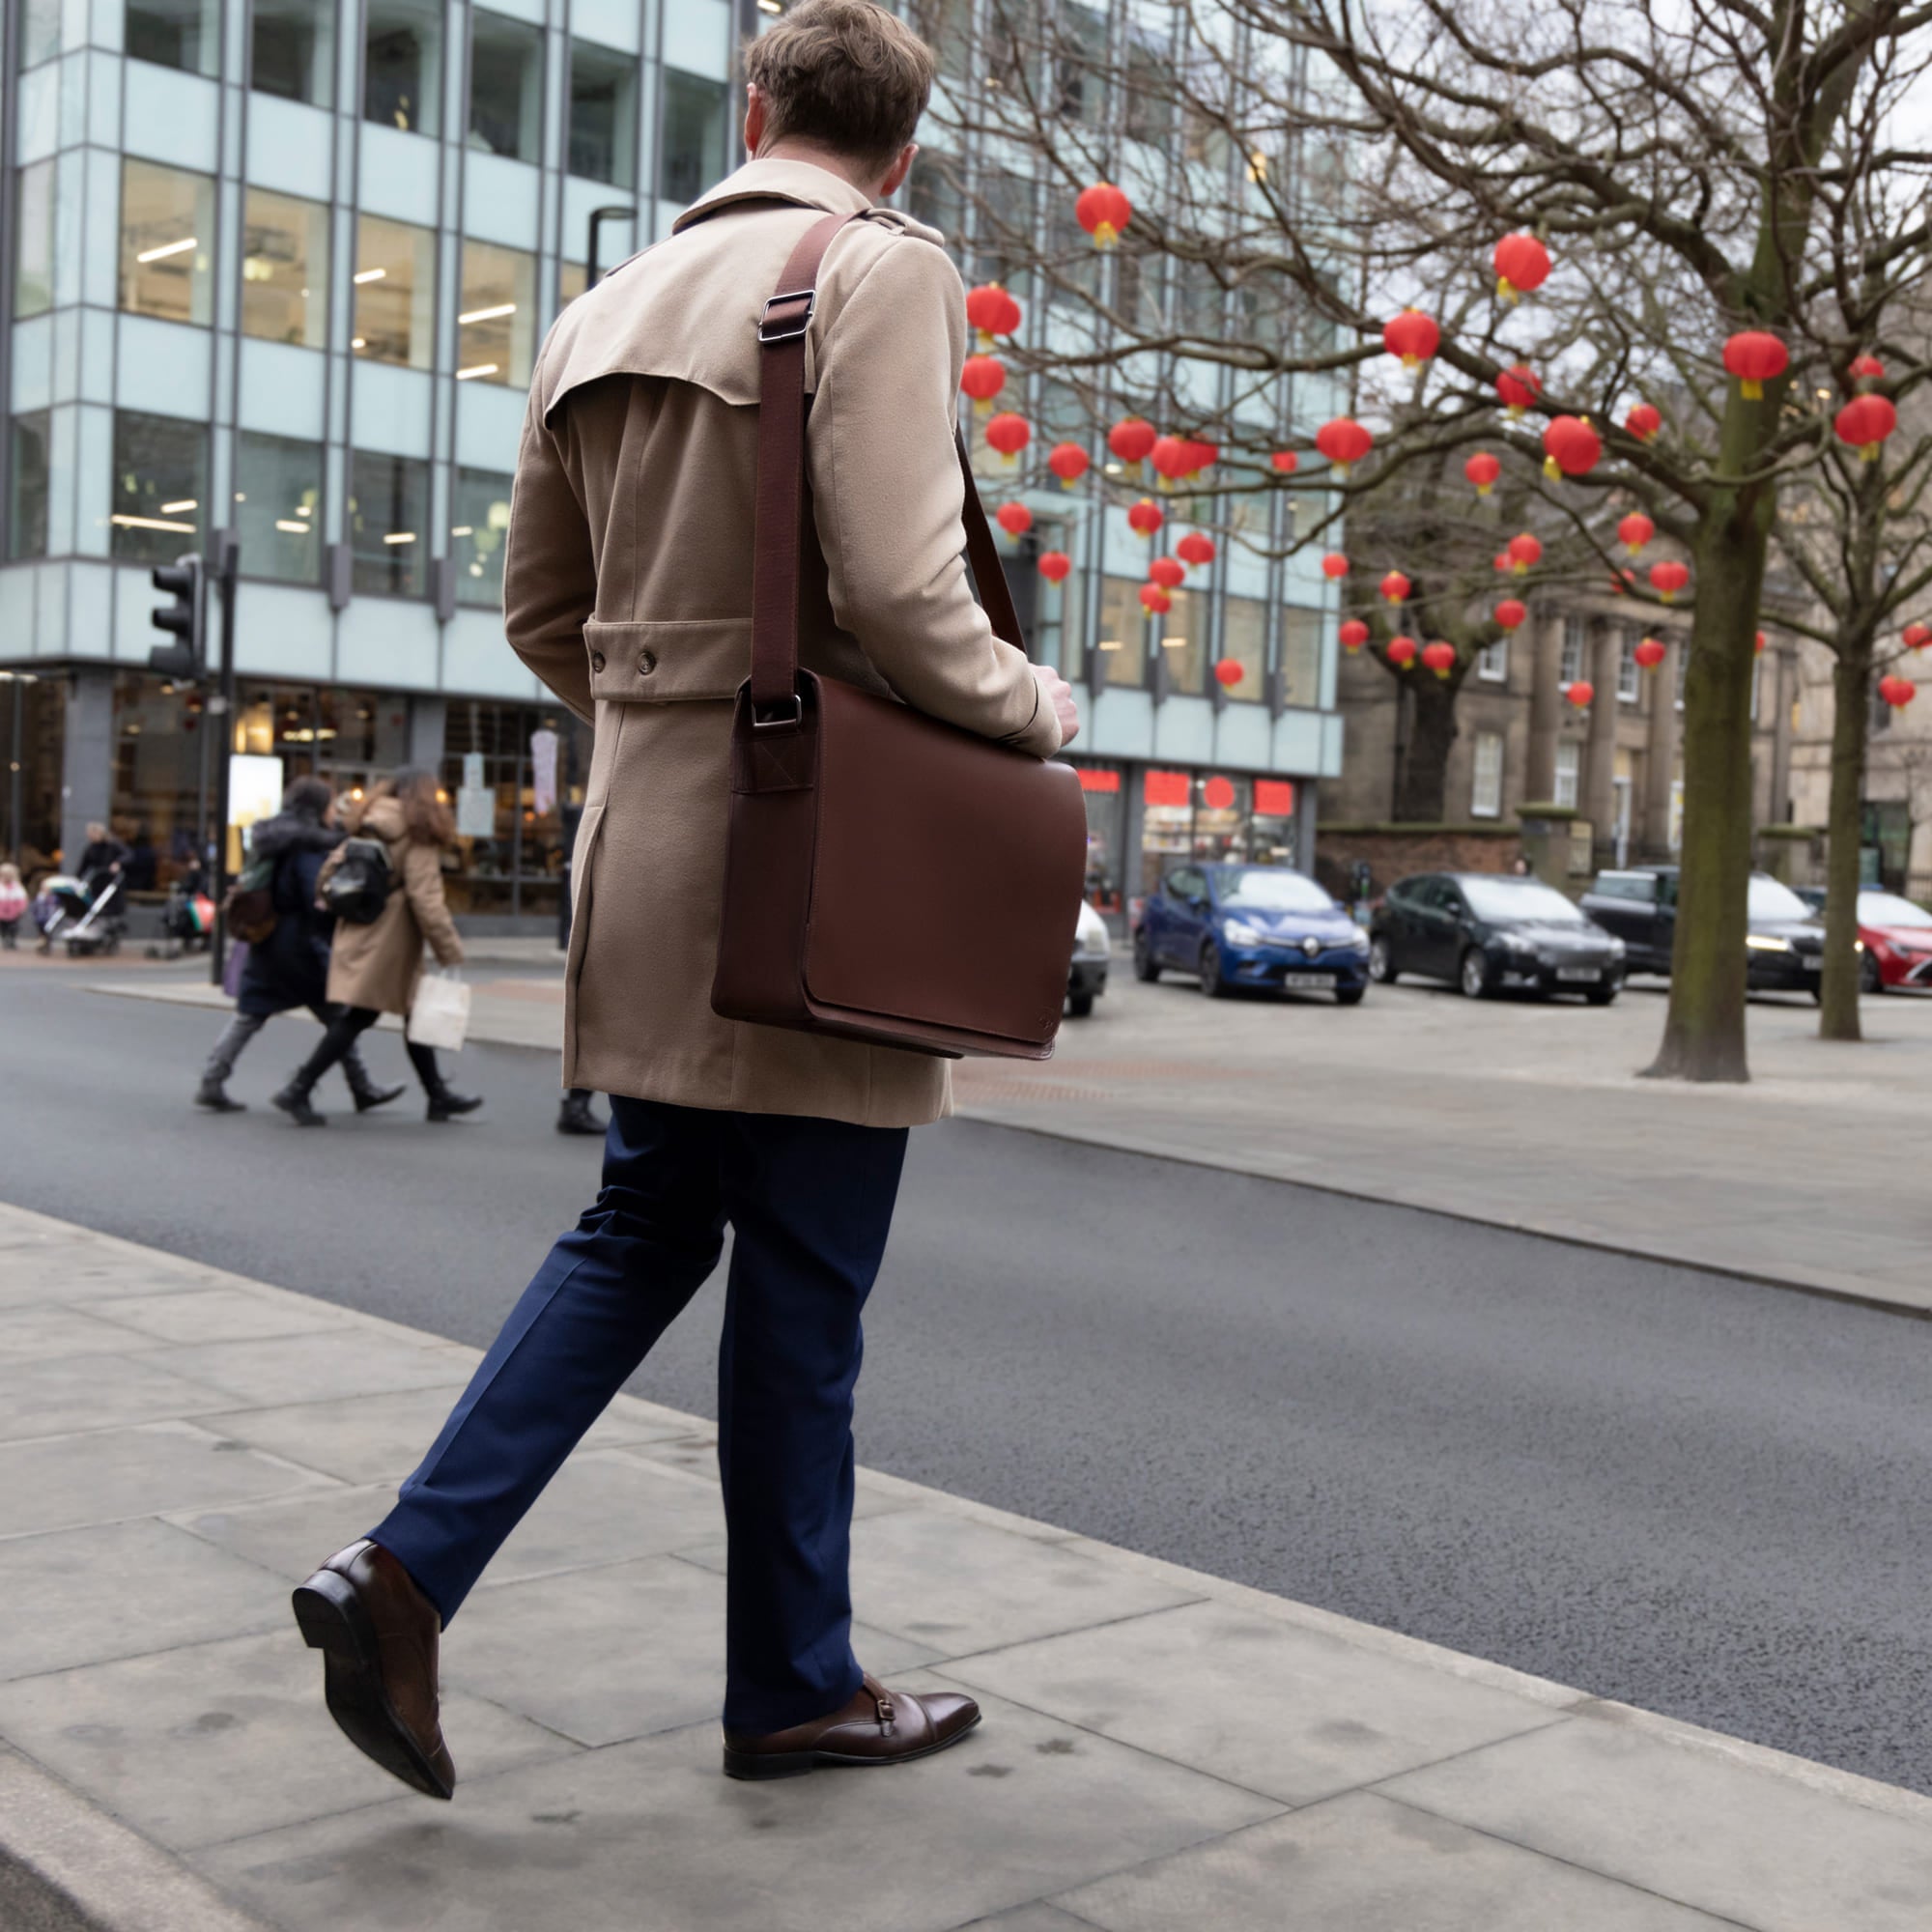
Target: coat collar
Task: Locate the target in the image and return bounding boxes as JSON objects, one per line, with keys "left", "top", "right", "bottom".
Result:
{"left": 671, "top": 156, "right": 877, "bottom": 235}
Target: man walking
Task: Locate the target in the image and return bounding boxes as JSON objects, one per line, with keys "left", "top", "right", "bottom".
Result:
{"left": 295, "top": 0, "right": 1078, "bottom": 1796}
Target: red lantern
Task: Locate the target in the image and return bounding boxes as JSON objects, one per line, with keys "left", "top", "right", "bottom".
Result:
{"left": 1904, "top": 623, "right": 1932, "bottom": 651}
{"left": 1139, "top": 582, "right": 1172, "bottom": 614}
{"left": 1753, "top": 629, "right": 1767, "bottom": 655}
{"left": 1321, "top": 552, "right": 1349, "bottom": 580}
{"left": 960, "top": 355, "right": 1006, "bottom": 412}
{"left": 1507, "top": 532, "right": 1543, "bottom": 575}
{"left": 1464, "top": 452, "right": 1501, "bottom": 496}
{"left": 1108, "top": 416, "right": 1157, "bottom": 465}
{"left": 1723, "top": 330, "right": 1788, "bottom": 399}
{"left": 1339, "top": 619, "right": 1370, "bottom": 653}
{"left": 1649, "top": 559, "right": 1690, "bottom": 602}
{"left": 984, "top": 412, "right": 1031, "bottom": 462}
{"left": 1037, "top": 551, "right": 1072, "bottom": 584}
{"left": 1618, "top": 512, "right": 1655, "bottom": 554}
{"left": 1493, "top": 233, "right": 1551, "bottom": 301}
{"left": 1625, "top": 402, "right": 1662, "bottom": 441}
{"left": 1151, "top": 435, "right": 1192, "bottom": 482}
{"left": 1495, "top": 363, "right": 1542, "bottom": 416}
{"left": 1315, "top": 417, "right": 1373, "bottom": 475}
{"left": 1542, "top": 415, "right": 1601, "bottom": 479}
{"left": 1565, "top": 679, "right": 1595, "bottom": 709}
{"left": 1385, "top": 636, "right": 1418, "bottom": 668}
{"left": 1380, "top": 570, "right": 1411, "bottom": 604}
{"left": 965, "top": 283, "right": 1021, "bottom": 346}
{"left": 1149, "top": 555, "right": 1185, "bottom": 589}
{"left": 1634, "top": 636, "right": 1666, "bottom": 671}
{"left": 1493, "top": 552, "right": 1512, "bottom": 573}
{"left": 1421, "top": 639, "right": 1456, "bottom": 679}
{"left": 1851, "top": 354, "right": 1885, "bottom": 384}
{"left": 1271, "top": 450, "right": 1299, "bottom": 473}
{"left": 1127, "top": 497, "right": 1165, "bottom": 538}
{"left": 1383, "top": 309, "right": 1440, "bottom": 368}
{"left": 1047, "top": 441, "right": 1090, "bottom": 489}
{"left": 995, "top": 501, "right": 1033, "bottom": 538}
{"left": 1186, "top": 440, "right": 1218, "bottom": 477}
{"left": 1176, "top": 532, "right": 1216, "bottom": 569}
{"left": 1882, "top": 674, "right": 1918, "bottom": 711}
{"left": 1494, "top": 598, "right": 1527, "bottom": 632}
{"left": 1835, "top": 393, "right": 1898, "bottom": 461}
{"left": 1211, "top": 664, "right": 1243, "bottom": 692}
{"left": 1075, "top": 182, "right": 1133, "bottom": 248}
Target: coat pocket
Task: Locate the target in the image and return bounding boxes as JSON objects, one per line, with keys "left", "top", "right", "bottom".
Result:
{"left": 583, "top": 617, "right": 751, "bottom": 705}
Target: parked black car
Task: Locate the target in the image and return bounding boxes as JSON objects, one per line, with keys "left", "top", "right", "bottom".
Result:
{"left": 1579, "top": 865, "right": 1825, "bottom": 996}
{"left": 1369, "top": 871, "right": 1625, "bottom": 1002}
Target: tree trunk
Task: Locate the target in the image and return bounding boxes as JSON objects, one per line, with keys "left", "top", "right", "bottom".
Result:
{"left": 1817, "top": 638, "right": 1873, "bottom": 1040}
{"left": 1393, "top": 673, "right": 1459, "bottom": 820}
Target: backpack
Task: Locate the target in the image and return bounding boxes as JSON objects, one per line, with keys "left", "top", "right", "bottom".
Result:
{"left": 223, "top": 854, "right": 279, "bottom": 945}
{"left": 320, "top": 836, "right": 397, "bottom": 924}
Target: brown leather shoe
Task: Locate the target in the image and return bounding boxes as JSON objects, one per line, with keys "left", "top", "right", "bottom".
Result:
{"left": 722, "top": 1672, "right": 980, "bottom": 1781}
{"left": 292, "top": 1540, "right": 455, "bottom": 1800}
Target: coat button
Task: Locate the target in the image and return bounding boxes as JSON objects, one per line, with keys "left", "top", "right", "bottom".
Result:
{"left": 589, "top": 651, "right": 606, "bottom": 672}
{"left": 638, "top": 650, "right": 657, "bottom": 675}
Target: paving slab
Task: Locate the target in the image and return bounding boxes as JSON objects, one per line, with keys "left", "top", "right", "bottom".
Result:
{"left": 141, "top": 1330, "right": 478, "bottom": 1408}
{"left": 0, "top": 1350, "right": 236, "bottom": 1441}
{"left": 80, "top": 1286, "right": 355, "bottom": 1346}
{"left": 0, "top": 1304, "right": 169, "bottom": 1362}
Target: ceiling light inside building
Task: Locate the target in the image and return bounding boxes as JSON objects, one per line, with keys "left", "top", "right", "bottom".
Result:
{"left": 274, "top": 520, "right": 307, "bottom": 533}
{"left": 458, "top": 302, "right": 516, "bottom": 325}
{"left": 160, "top": 499, "right": 197, "bottom": 514}
{"left": 109, "top": 514, "right": 196, "bottom": 533}
{"left": 383, "top": 531, "right": 417, "bottom": 545}
{"left": 135, "top": 237, "right": 197, "bottom": 264}
{"left": 353, "top": 268, "right": 386, "bottom": 284}
{"left": 449, "top": 526, "right": 473, "bottom": 537}
{"left": 455, "top": 364, "right": 498, "bottom": 381}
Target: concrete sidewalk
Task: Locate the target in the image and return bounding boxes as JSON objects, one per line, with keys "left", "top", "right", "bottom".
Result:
{"left": 3, "top": 1202, "right": 1929, "bottom": 1931}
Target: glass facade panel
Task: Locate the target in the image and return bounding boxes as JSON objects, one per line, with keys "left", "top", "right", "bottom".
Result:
{"left": 119, "top": 160, "right": 215, "bottom": 327}
{"left": 1095, "top": 575, "right": 1145, "bottom": 689}
{"left": 127, "top": 0, "right": 220, "bottom": 76}
{"left": 457, "top": 242, "right": 536, "bottom": 386}
{"left": 349, "top": 450, "right": 429, "bottom": 597}
{"left": 450, "top": 467, "right": 513, "bottom": 608}
{"left": 242, "top": 186, "right": 328, "bottom": 348}
{"left": 15, "top": 160, "right": 54, "bottom": 320}
{"left": 354, "top": 214, "right": 436, "bottom": 368}
{"left": 1279, "top": 607, "right": 1321, "bottom": 707}
{"left": 905, "top": 151, "right": 963, "bottom": 246}
{"left": 558, "top": 260, "right": 588, "bottom": 307}
{"left": 110, "top": 411, "right": 207, "bottom": 565}
{"left": 440, "top": 701, "right": 593, "bottom": 916}
{"left": 234, "top": 431, "right": 323, "bottom": 584}
{"left": 251, "top": 0, "right": 334, "bottom": 107}
{"left": 366, "top": 0, "right": 441, "bottom": 138}
{"left": 20, "top": 0, "right": 62, "bottom": 68}
{"left": 1156, "top": 585, "right": 1207, "bottom": 695}
{"left": 110, "top": 673, "right": 206, "bottom": 894}
{"left": 0, "top": 675, "right": 64, "bottom": 878}
{"left": 470, "top": 11, "right": 544, "bottom": 162}
{"left": 660, "top": 70, "right": 730, "bottom": 206}
{"left": 231, "top": 680, "right": 410, "bottom": 790}
{"left": 9, "top": 412, "right": 50, "bottom": 560}
{"left": 570, "top": 40, "right": 639, "bottom": 186}
{"left": 1220, "top": 595, "right": 1266, "bottom": 702}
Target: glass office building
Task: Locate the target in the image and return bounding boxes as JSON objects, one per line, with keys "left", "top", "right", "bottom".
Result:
{"left": 0, "top": 0, "right": 1341, "bottom": 925}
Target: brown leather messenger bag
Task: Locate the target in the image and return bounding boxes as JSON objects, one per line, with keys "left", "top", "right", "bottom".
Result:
{"left": 710, "top": 211, "right": 1089, "bottom": 1061}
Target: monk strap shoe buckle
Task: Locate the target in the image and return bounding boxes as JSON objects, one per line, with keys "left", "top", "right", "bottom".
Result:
{"left": 758, "top": 290, "right": 815, "bottom": 343}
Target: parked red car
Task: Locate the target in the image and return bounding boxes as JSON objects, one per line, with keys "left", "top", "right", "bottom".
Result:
{"left": 1858, "top": 891, "right": 1932, "bottom": 992}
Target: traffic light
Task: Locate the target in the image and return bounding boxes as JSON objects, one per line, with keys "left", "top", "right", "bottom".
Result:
{"left": 149, "top": 554, "right": 204, "bottom": 679}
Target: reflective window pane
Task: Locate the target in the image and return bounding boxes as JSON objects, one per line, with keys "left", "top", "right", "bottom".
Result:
{"left": 349, "top": 451, "right": 428, "bottom": 597}
{"left": 450, "top": 467, "right": 513, "bottom": 608}
{"left": 1279, "top": 607, "right": 1321, "bottom": 708}
{"left": 365, "top": 0, "right": 441, "bottom": 138}
{"left": 20, "top": 0, "right": 62, "bottom": 68}
{"left": 470, "top": 10, "right": 544, "bottom": 161}
{"left": 353, "top": 214, "right": 436, "bottom": 369}
{"left": 1095, "top": 576, "right": 1146, "bottom": 689}
{"left": 251, "top": 0, "right": 334, "bottom": 108}
{"left": 660, "top": 71, "right": 729, "bottom": 205}
{"left": 127, "top": 0, "right": 220, "bottom": 75}
{"left": 1156, "top": 586, "right": 1206, "bottom": 695}
{"left": 15, "top": 160, "right": 54, "bottom": 320}
{"left": 119, "top": 159, "right": 214, "bottom": 327}
{"left": 241, "top": 186, "right": 328, "bottom": 348}
{"left": 234, "top": 431, "right": 323, "bottom": 585}
{"left": 1220, "top": 595, "right": 1267, "bottom": 703}
{"left": 110, "top": 411, "right": 207, "bottom": 565}
{"left": 569, "top": 40, "right": 638, "bottom": 187}
{"left": 558, "top": 260, "right": 587, "bottom": 308}
{"left": 9, "top": 412, "right": 50, "bottom": 560}
{"left": 457, "top": 241, "right": 535, "bottom": 387}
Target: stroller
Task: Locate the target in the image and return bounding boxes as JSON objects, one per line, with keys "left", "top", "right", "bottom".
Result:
{"left": 146, "top": 878, "right": 215, "bottom": 959}
{"left": 36, "top": 870, "right": 128, "bottom": 956}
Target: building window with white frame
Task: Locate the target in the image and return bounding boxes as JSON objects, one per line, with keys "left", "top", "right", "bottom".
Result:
{"left": 353, "top": 215, "right": 436, "bottom": 369}
{"left": 365, "top": 0, "right": 441, "bottom": 138}
{"left": 1553, "top": 740, "right": 1579, "bottom": 809}
{"left": 241, "top": 187, "right": 328, "bottom": 349}
{"left": 349, "top": 451, "right": 429, "bottom": 598}
{"left": 127, "top": 0, "right": 220, "bottom": 77}
{"left": 469, "top": 11, "right": 544, "bottom": 162}
{"left": 1477, "top": 636, "right": 1508, "bottom": 682}
{"left": 119, "top": 160, "right": 215, "bottom": 327}
{"left": 109, "top": 411, "right": 207, "bottom": 566}
{"left": 1471, "top": 731, "right": 1504, "bottom": 818}
{"left": 250, "top": 0, "right": 333, "bottom": 107}
{"left": 1559, "top": 615, "right": 1588, "bottom": 686}
{"left": 569, "top": 40, "right": 639, "bottom": 188}
{"left": 1618, "top": 630, "right": 1641, "bottom": 702}
{"left": 457, "top": 242, "right": 536, "bottom": 386}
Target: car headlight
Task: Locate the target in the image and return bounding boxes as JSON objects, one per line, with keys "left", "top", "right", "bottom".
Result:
{"left": 1347, "top": 923, "right": 1370, "bottom": 951}
{"left": 1499, "top": 931, "right": 1536, "bottom": 952}
{"left": 1605, "top": 936, "right": 1626, "bottom": 956}
{"left": 1746, "top": 934, "right": 1792, "bottom": 952}
{"left": 1222, "top": 919, "right": 1264, "bottom": 947}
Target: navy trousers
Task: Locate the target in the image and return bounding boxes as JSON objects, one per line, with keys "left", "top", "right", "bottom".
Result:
{"left": 368, "top": 1095, "right": 908, "bottom": 1734}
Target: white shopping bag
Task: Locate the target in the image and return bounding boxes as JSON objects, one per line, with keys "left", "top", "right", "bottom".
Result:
{"left": 407, "top": 968, "right": 471, "bottom": 1053}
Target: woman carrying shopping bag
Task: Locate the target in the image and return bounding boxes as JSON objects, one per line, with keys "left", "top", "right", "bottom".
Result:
{"left": 273, "top": 769, "right": 482, "bottom": 1126}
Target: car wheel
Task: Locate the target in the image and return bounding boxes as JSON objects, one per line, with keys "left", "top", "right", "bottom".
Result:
{"left": 1459, "top": 946, "right": 1492, "bottom": 999}
{"left": 1861, "top": 951, "right": 1883, "bottom": 994}
{"left": 1368, "top": 936, "right": 1397, "bottom": 984}
{"left": 1132, "top": 932, "right": 1161, "bottom": 982}
{"left": 1335, "top": 984, "right": 1366, "bottom": 1007}
{"left": 1065, "top": 991, "right": 1094, "bottom": 1018}
{"left": 1199, "top": 940, "right": 1231, "bottom": 998}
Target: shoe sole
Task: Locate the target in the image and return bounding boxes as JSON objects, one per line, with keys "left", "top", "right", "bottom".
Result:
{"left": 271, "top": 1095, "right": 326, "bottom": 1126}
{"left": 292, "top": 1573, "right": 452, "bottom": 1800}
{"left": 722, "top": 1710, "right": 981, "bottom": 1781}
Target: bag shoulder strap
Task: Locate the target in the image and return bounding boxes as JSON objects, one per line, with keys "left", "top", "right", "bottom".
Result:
{"left": 752, "top": 211, "right": 1027, "bottom": 719}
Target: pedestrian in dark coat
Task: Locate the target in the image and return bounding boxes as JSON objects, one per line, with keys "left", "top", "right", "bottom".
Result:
{"left": 195, "top": 778, "right": 405, "bottom": 1115}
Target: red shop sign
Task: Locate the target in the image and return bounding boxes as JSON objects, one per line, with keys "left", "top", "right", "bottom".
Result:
{"left": 1254, "top": 779, "right": 1296, "bottom": 816}
{"left": 1077, "top": 767, "right": 1122, "bottom": 793}
{"left": 1144, "top": 770, "right": 1190, "bottom": 808}
{"left": 1202, "top": 776, "right": 1236, "bottom": 810}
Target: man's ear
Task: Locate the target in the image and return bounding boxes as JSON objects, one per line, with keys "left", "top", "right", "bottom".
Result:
{"left": 878, "top": 142, "right": 918, "bottom": 201}
{"left": 743, "top": 84, "right": 767, "bottom": 157}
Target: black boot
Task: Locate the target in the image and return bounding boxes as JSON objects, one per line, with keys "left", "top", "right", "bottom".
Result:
{"left": 195, "top": 1077, "right": 246, "bottom": 1113}
{"left": 411, "top": 1044, "right": 482, "bottom": 1122}
{"left": 555, "top": 1090, "right": 605, "bottom": 1137}
{"left": 271, "top": 1071, "right": 327, "bottom": 1126}
{"left": 345, "top": 1052, "right": 406, "bottom": 1115}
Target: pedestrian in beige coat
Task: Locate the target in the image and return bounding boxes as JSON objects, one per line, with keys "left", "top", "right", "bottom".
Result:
{"left": 271, "top": 771, "right": 480, "bottom": 1126}
{"left": 295, "top": 0, "right": 1081, "bottom": 1805}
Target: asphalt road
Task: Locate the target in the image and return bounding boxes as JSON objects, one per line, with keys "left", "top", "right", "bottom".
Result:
{"left": 8, "top": 966, "right": 1932, "bottom": 1796}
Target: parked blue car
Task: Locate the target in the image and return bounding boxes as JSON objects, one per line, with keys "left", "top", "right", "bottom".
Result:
{"left": 1133, "top": 863, "right": 1370, "bottom": 1003}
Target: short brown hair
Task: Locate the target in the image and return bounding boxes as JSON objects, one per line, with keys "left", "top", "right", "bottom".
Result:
{"left": 744, "top": 0, "right": 937, "bottom": 173}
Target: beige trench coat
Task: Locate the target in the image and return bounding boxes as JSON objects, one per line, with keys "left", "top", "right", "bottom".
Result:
{"left": 322, "top": 795, "right": 465, "bottom": 1017}
{"left": 502, "top": 158, "right": 1062, "bottom": 1129}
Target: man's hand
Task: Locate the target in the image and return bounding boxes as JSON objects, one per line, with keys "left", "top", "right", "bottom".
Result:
{"left": 1032, "top": 664, "right": 1081, "bottom": 747}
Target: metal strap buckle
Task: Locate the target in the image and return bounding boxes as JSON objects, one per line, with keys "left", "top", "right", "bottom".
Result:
{"left": 750, "top": 694, "right": 804, "bottom": 731}
{"left": 757, "top": 290, "right": 816, "bottom": 344}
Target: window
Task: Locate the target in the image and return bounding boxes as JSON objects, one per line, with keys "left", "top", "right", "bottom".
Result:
{"left": 469, "top": 11, "right": 543, "bottom": 161}
{"left": 1055, "top": 2, "right": 1107, "bottom": 125}
{"left": 1094, "top": 576, "right": 1145, "bottom": 688}
{"left": 119, "top": 160, "right": 215, "bottom": 327}
{"left": 109, "top": 411, "right": 207, "bottom": 565}
{"left": 1749, "top": 652, "right": 1762, "bottom": 722}
{"left": 1478, "top": 636, "right": 1508, "bottom": 682}
{"left": 457, "top": 242, "right": 536, "bottom": 386}
{"left": 1618, "top": 630, "right": 1641, "bottom": 702}
{"left": 1157, "top": 586, "right": 1206, "bottom": 695}
{"left": 450, "top": 467, "right": 513, "bottom": 607}
{"left": 9, "top": 413, "right": 50, "bottom": 559}
{"left": 251, "top": 0, "right": 333, "bottom": 107}
{"left": 1553, "top": 740, "right": 1579, "bottom": 810}
{"left": 241, "top": 187, "right": 328, "bottom": 348}
{"left": 558, "top": 260, "right": 588, "bottom": 308}
{"left": 905, "top": 152, "right": 963, "bottom": 248}
{"left": 365, "top": 0, "right": 441, "bottom": 137}
{"left": 349, "top": 451, "right": 429, "bottom": 597}
{"left": 353, "top": 214, "right": 436, "bottom": 369}
{"left": 233, "top": 432, "right": 322, "bottom": 584}
{"left": 15, "top": 160, "right": 53, "bottom": 319}
{"left": 1279, "top": 607, "right": 1321, "bottom": 707}
{"left": 973, "top": 166, "right": 1033, "bottom": 290}
{"left": 127, "top": 0, "right": 219, "bottom": 76}
{"left": 1220, "top": 596, "right": 1266, "bottom": 703}
{"left": 20, "top": 0, "right": 61, "bottom": 68}
{"left": 1675, "top": 638, "right": 1688, "bottom": 710}
{"left": 1122, "top": 35, "right": 1172, "bottom": 143}
{"left": 569, "top": 40, "right": 638, "bottom": 186}
{"left": 1559, "top": 614, "right": 1587, "bottom": 687}
{"left": 1471, "top": 731, "right": 1504, "bottom": 818}
{"left": 660, "top": 70, "right": 729, "bottom": 205}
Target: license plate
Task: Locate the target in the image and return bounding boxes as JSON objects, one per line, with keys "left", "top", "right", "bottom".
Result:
{"left": 1281, "top": 972, "right": 1333, "bottom": 989}
{"left": 1557, "top": 966, "right": 1602, "bottom": 983}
